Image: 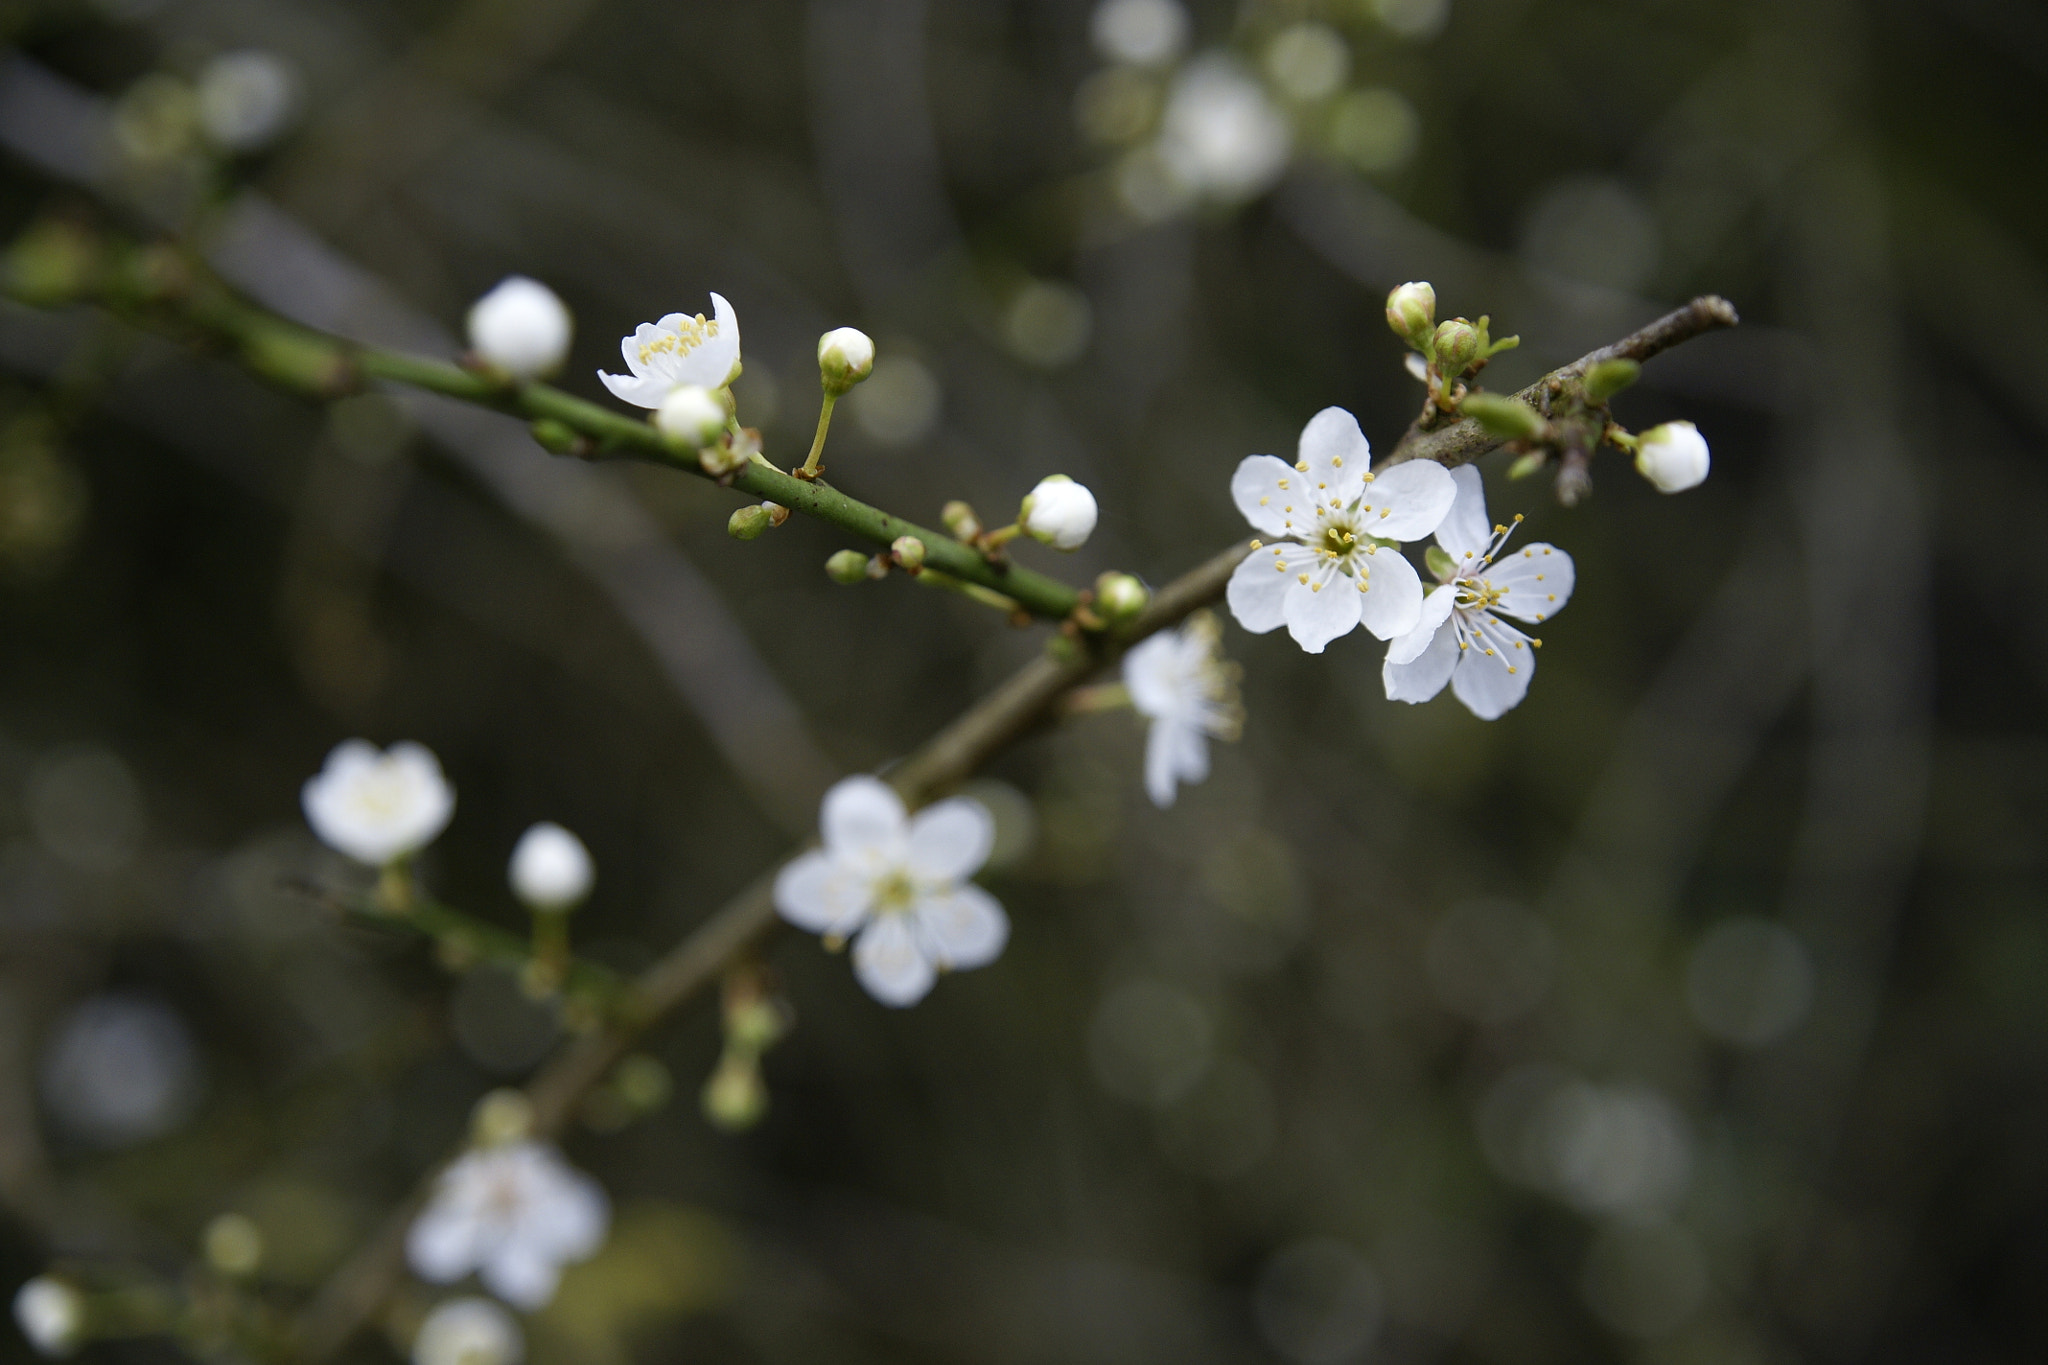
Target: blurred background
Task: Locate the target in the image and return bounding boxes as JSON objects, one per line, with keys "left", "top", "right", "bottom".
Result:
{"left": 0, "top": 0, "right": 2043, "bottom": 1360}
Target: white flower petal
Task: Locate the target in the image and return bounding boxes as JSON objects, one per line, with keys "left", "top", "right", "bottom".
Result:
{"left": 1144, "top": 716, "right": 1211, "bottom": 809}
{"left": 1282, "top": 560, "right": 1362, "bottom": 653}
{"left": 621, "top": 325, "right": 658, "bottom": 378}
{"left": 481, "top": 1245, "right": 561, "bottom": 1311}
{"left": 1449, "top": 616, "right": 1535, "bottom": 719}
{"left": 538, "top": 1168, "right": 608, "bottom": 1261}
{"left": 1229, "top": 454, "right": 1298, "bottom": 538}
{"left": 700, "top": 293, "right": 741, "bottom": 387}
{"left": 406, "top": 1198, "right": 481, "bottom": 1284}
{"left": 1383, "top": 613, "right": 1458, "bottom": 704}
{"left": 1295, "top": 407, "right": 1371, "bottom": 501}
{"left": 1226, "top": 541, "right": 1304, "bottom": 633}
{"left": 1351, "top": 547, "right": 1424, "bottom": 640}
{"left": 912, "top": 884, "right": 1009, "bottom": 970}
{"left": 1433, "top": 463, "right": 1493, "bottom": 565}
{"left": 820, "top": 775, "right": 906, "bottom": 856}
{"left": 773, "top": 849, "right": 872, "bottom": 935}
{"left": 598, "top": 368, "right": 671, "bottom": 408}
{"left": 1386, "top": 582, "right": 1457, "bottom": 665}
{"left": 851, "top": 915, "right": 937, "bottom": 1007}
{"left": 1122, "top": 630, "right": 1183, "bottom": 719}
{"left": 1484, "top": 542, "right": 1574, "bottom": 624}
{"left": 905, "top": 798, "right": 994, "bottom": 883}
{"left": 1362, "top": 459, "right": 1456, "bottom": 541}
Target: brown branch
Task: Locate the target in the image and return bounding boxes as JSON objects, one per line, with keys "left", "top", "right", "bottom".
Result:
{"left": 291, "top": 541, "right": 1253, "bottom": 1361}
{"left": 1380, "top": 295, "right": 1741, "bottom": 470}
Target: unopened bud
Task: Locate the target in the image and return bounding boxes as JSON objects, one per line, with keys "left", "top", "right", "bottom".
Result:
{"left": 528, "top": 418, "right": 582, "bottom": 455}
{"left": 728, "top": 505, "right": 774, "bottom": 540}
{"left": 825, "top": 549, "right": 870, "bottom": 584}
{"left": 1094, "top": 572, "right": 1148, "bottom": 621}
{"left": 941, "top": 500, "right": 982, "bottom": 541}
{"left": 891, "top": 535, "right": 926, "bottom": 571}
{"left": 469, "top": 1088, "right": 534, "bottom": 1147}
{"left": 508, "top": 822, "right": 593, "bottom": 911}
{"left": 1019, "top": 474, "right": 1098, "bottom": 550}
{"left": 763, "top": 502, "right": 790, "bottom": 527}
{"left": 466, "top": 276, "right": 572, "bottom": 381}
{"left": 1432, "top": 319, "right": 1480, "bottom": 376}
{"left": 1506, "top": 450, "right": 1549, "bottom": 480}
{"left": 702, "top": 1052, "right": 768, "bottom": 1131}
{"left": 817, "top": 327, "right": 875, "bottom": 394}
{"left": 203, "top": 1213, "right": 263, "bottom": 1278}
{"left": 1385, "top": 280, "right": 1436, "bottom": 347}
{"left": 1583, "top": 357, "right": 1641, "bottom": 403}
{"left": 726, "top": 997, "right": 788, "bottom": 1052}
{"left": 1634, "top": 420, "right": 1710, "bottom": 493}
{"left": 612, "top": 1054, "right": 673, "bottom": 1113}
{"left": 655, "top": 384, "right": 727, "bottom": 448}
{"left": 1459, "top": 392, "right": 1546, "bottom": 440}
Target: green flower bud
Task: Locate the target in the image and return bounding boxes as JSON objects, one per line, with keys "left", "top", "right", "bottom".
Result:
{"left": 1459, "top": 392, "right": 1546, "bottom": 440}
{"left": 728, "top": 504, "right": 773, "bottom": 540}
{"left": 1094, "top": 571, "right": 1148, "bottom": 622}
{"left": 941, "top": 500, "right": 982, "bottom": 541}
{"left": 818, "top": 327, "right": 876, "bottom": 395}
{"left": 825, "top": 549, "right": 870, "bottom": 584}
{"left": 1432, "top": 318, "right": 1480, "bottom": 377}
{"left": 702, "top": 1052, "right": 768, "bottom": 1131}
{"left": 469, "top": 1088, "right": 534, "bottom": 1147}
{"left": 1385, "top": 280, "right": 1436, "bottom": 348}
{"left": 1583, "top": 357, "right": 1641, "bottom": 403}
{"left": 891, "top": 535, "right": 926, "bottom": 571}
{"left": 203, "top": 1213, "right": 263, "bottom": 1278}
{"left": 1506, "top": 450, "right": 1549, "bottom": 481}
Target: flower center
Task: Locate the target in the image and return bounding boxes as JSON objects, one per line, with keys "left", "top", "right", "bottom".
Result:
{"left": 872, "top": 869, "right": 918, "bottom": 914}
{"left": 638, "top": 313, "right": 720, "bottom": 367}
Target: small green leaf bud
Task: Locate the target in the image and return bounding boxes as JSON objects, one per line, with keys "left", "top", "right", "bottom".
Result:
{"left": 825, "top": 549, "right": 870, "bottom": 584}
{"left": 1583, "top": 357, "right": 1641, "bottom": 403}
{"left": 702, "top": 1052, "right": 768, "bottom": 1131}
{"left": 612, "top": 1054, "right": 673, "bottom": 1113}
{"left": 1506, "top": 450, "right": 1549, "bottom": 480}
{"left": 655, "top": 384, "right": 726, "bottom": 448}
{"left": 469, "top": 1088, "right": 535, "bottom": 1147}
{"left": 728, "top": 504, "right": 774, "bottom": 540}
{"left": 5, "top": 219, "right": 101, "bottom": 306}
{"left": 941, "top": 500, "right": 982, "bottom": 541}
{"left": 1385, "top": 280, "right": 1436, "bottom": 348}
{"left": 818, "top": 326, "right": 876, "bottom": 395}
{"left": 528, "top": 417, "right": 582, "bottom": 455}
{"left": 891, "top": 535, "right": 926, "bottom": 571}
{"left": 1432, "top": 318, "right": 1480, "bottom": 377}
{"left": 1459, "top": 392, "right": 1546, "bottom": 440}
{"left": 1424, "top": 545, "right": 1459, "bottom": 581}
{"left": 203, "top": 1213, "right": 263, "bottom": 1278}
{"left": 1094, "top": 571, "right": 1148, "bottom": 622}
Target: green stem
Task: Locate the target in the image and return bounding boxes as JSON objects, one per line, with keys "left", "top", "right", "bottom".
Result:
{"left": 801, "top": 391, "right": 837, "bottom": 477}
{"left": 914, "top": 568, "right": 1024, "bottom": 615}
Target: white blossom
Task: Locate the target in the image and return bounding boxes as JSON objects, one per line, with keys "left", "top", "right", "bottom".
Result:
{"left": 817, "top": 327, "right": 875, "bottom": 389}
{"left": 1383, "top": 465, "right": 1574, "bottom": 719}
{"left": 597, "top": 295, "right": 740, "bottom": 409}
{"left": 1091, "top": 0, "right": 1189, "bottom": 66}
{"left": 412, "top": 1297, "right": 523, "bottom": 1365}
{"left": 12, "top": 1277, "right": 82, "bottom": 1358}
{"left": 1020, "top": 475, "right": 1099, "bottom": 550}
{"left": 195, "top": 51, "right": 297, "bottom": 152}
{"left": 1123, "top": 612, "right": 1241, "bottom": 808}
{"left": 406, "top": 1140, "right": 608, "bottom": 1310}
{"left": 653, "top": 384, "right": 726, "bottom": 447}
{"left": 1634, "top": 420, "right": 1710, "bottom": 493}
{"left": 466, "top": 277, "right": 573, "bottom": 381}
{"left": 773, "top": 776, "right": 1007, "bottom": 1008}
{"left": 1157, "top": 56, "right": 1291, "bottom": 202}
{"left": 302, "top": 740, "right": 455, "bottom": 867}
{"left": 508, "top": 823, "right": 593, "bottom": 912}
{"left": 1226, "top": 406, "right": 1456, "bottom": 653}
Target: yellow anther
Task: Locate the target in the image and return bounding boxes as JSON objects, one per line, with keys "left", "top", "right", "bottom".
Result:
{"left": 1298, "top": 573, "right": 1309, "bottom": 585}
{"left": 1506, "top": 665, "right": 1518, "bottom": 674}
{"left": 1363, "top": 471, "right": 1375, "bottom": 482}
{"left": 1310, "top": 582, "right": 1321, "bottom": 593}
{"left": 1512, "top": 513, "right": 1524, "bottom": 523}
{"left": 1484, "top": 648, "right": 1496, "bottom": 656}
{"left": 1278, "top": 479, "right": 1289, "bottom": 489}
{"left": 1333, "top": 456, "right": 1344, "bottom": 467}
{"left": 1532, "top": 638, "right": 1543, "bottom": 648}
{"left": 1318, "top": 481, "right": 1327, "bottom": 489}
{"left": 1249, "top": 539, "right": 1262, "bottom": 549}
{"left": 1379, "top": 509, "right": 1389, "bottom": 518}
{"left": 1295, "top": 461, "right": 1309, "bottom": 472}
{"left": 1259, "top": 496, "right": 1270, "bottom": 505}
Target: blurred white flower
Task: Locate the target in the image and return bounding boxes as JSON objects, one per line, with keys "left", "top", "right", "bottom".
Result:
{"left": 407, "top": 1140, "right": 608, "bottom": 1309}
{"left": 466, "top": 277, "right": 573, "bottom": 381}
{"left": 1158, "top": 56, "right": 1291, "bottom": 203}
{"left": 12, "top": 1277, "right": 82, "bottom": 1358}
{"left": 1227, "top": 407, "right": 1455, "bottom": 653}
{"left": 1090, "top": 0, "right": 1189, "bottom": 66}
{"left": 302, "top": 740, "right": 455, "bottom": 866}
{"left": 1264, "top": 23, "right": 1350, "bottom": 103}
{"left": 773, "top": 776, "right": 1006, "bottom": 1007}
{"left": 1019, "top": 475, "right": 1099, "bottom": 550}
{"left": 508, "top": 823, "right": 593, "bottom": 912}
{"left": 1123, "top": 612, "right": 1240, "bottom": 808}
{"left": 1383, "top": 465, "right": 1573, "bottom": 719}
{"left": 597, "top": 295, "right": 740, "bottom": 409}
{"left": 1634, "top": 420, "right": 1710, "bottom": 493}
{"left": 40, "top": 993, "right": 202, "bottom": 1148}
{"left": 412, "top": 1297, "right": 523, "bottom": 1365}
{"left": 195, "top": 50, "right": 297, "bottom": 152}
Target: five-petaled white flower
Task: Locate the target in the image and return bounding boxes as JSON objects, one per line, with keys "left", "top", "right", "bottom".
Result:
{"left": 1226, "top": 407, "right": 1457, "bottom": 653}
{"left": 596, "top": 294, "right": 740, "bottom": 409}
{"left": 406, "top": 1140, "right": 609, "bottom": 1310}
{"left": 412, "top": 1297, "right": 523, "bottom": 1365}
{"left": 302, "top": 740, "right": 456, "bottom": 867}
{"left": 1123, "top": 611, "right": 1241, "bottom": 809}
{"left": 1383, "top": 465, "right": 1574, "bottom": 719}
{"left": 773, "top": 776, "right": 1007, "bottom": 1007}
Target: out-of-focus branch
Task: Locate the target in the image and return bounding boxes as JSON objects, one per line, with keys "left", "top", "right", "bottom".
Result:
{"left": 1381, "top": 295, "right": 1741, "bottom": 470}
{"left": 291, "top": 541, "right": 1249, "bottom": 1360}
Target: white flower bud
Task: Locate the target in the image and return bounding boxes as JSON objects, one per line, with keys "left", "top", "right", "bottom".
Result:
{"left": 508, "top": 822, "right": 593, "bottom": 912}
{"left": 1019, "top": 475, "right": 1099, "bottom": 551}
{"left": 654, "top": 384, "right": 726, "bottom": 448}
{"left": 412, "top": 1297, "right": 523, "bottom": 1365}
{"left": 302, "top": 740, "right": 455, "bottom": 867}
{"left": 817, "top": 327, "right": 875, "bottom": 393}
{"left": 1385, "top": 281, "right": 1435, "bottom": 347}
{"left": 195, "top": 51, "right": 297, "bottom": 152}
{"left": 1634, "top": 420, "right": 1710, "bottom": 493}
{"left": 466, "top": 277, "right": 572, "bottom": 381}
{"left": 13, "top": 1277, "right": 83, "bottom": 1358}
